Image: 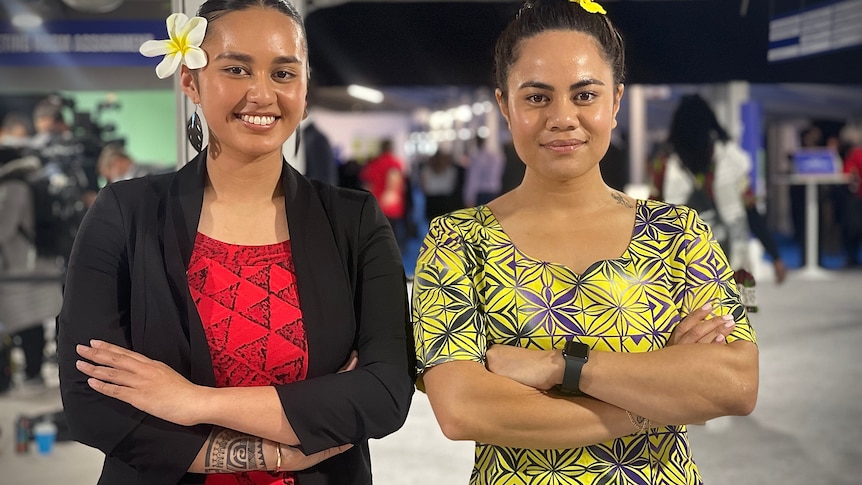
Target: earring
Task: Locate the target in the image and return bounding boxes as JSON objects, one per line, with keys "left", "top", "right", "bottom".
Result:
{"left": 187, "top": 104, "right": 203, "bottom": 153}
{"left": 294, "top": 126, "right": 302, "bottom": 157}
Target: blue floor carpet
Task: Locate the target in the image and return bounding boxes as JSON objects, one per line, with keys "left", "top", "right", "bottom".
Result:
{"left": 771, "top": 232, "right": 858, "bottom": 269}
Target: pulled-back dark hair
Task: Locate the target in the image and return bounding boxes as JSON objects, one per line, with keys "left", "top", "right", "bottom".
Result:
{"left": 494, "top": 0, "right": 625, "bottom": 97}
{"left": 667, "top": 94, "right": 730, "bottom": 176}
{"left": 197, "top": 0, "right": 306, "bottom": 53}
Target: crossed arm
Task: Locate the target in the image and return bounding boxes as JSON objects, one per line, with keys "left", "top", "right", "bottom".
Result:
{"left": 75, "top": 341, "right": 355, "bottom": 473}
{"left": 415, "top": 211, "right": 759, "bottom": 451}
{"left": 422, "top": 304, "right": 758, "bottom": 450}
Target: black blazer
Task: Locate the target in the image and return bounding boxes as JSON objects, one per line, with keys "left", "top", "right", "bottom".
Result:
{"left": 57, "top": 152, "right": 415, "bottom": 485}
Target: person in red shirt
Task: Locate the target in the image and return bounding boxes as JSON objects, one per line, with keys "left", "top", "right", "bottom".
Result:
{"left": 842, "top": 139, "right": 862, "bottom": 266}
{"left": 361, "top": 139, "right": 407, "bottom": 251}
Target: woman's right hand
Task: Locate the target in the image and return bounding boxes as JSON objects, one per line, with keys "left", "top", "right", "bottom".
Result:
{"left": 668, "top": 303, "right": 735, "bottom": 345}
{"left": 485, "top": 345, "right": 561, "bottom": 391}
{"left": 338, "top": 350, "right": 358, "bottom": 373}
{"left": 280, "top": 442, "right": 354, "bottom": 471}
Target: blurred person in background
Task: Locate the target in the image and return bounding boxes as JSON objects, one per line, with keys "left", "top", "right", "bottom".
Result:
{"left": 30, "top": 97, "right": 72, "bottom": 150}
{"left": 300, "top": 118, "right": 337, "bottom": 186}
{"left": 600, "top": 131, "right": 628, "bottom": 192}
{"left": 0, "top": 112, "right": 33, "bottom": 148}
{"left": 500, "top": 138, "right": 526, "bottom": 194}
{"left": 651, "top": 94, "right": 786, "bottom": 284}
{"left": 790, "top": 124, "right": 825, "bottom": 265}
{"left": 301, "top": 85, "right": 338, "bottom": 186}
{"left": 0, "top": 149, "right": 63, "bottom": 393}
{"left": 841, "top": 123, "right": 862, "bottom": 267}
{"left": 361, "top": 138, "right": 407, "bottom": 252}
{"left": 419, "top": 149, "right": 464, "bottom": 221}
{"left": 337, "top": 157, "right": 363, "bottom": 190}
{"left": 96, "top": 142, "right": 162, "bottom": 184}
{"left": 464, "top": 135, "right": 504, "bottom": 207}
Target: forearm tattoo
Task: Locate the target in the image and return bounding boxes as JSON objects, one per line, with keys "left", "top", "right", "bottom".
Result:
{"left": 204, "top": 428, "right": 268, "bottom": 473}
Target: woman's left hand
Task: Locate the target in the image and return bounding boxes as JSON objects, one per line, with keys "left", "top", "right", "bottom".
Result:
{"left": 76, "top": 340, "right": 204, "bottom": 426}
{"left": 668, "top": 303, "right": 735, "bottom": 345}
{"left": 485, "top": 344, "right": 562, "bottom": 391}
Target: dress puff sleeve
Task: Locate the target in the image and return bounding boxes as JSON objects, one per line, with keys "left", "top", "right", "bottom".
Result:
{"left": 679, "top": 206, "right": 757, "bottom": 345}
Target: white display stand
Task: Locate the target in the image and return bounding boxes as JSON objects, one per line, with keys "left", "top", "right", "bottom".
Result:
{"left": 776, "top": 172, "right": 850, "bottom": 280}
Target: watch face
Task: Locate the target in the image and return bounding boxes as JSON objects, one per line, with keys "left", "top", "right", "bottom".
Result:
{"left": 564, "top": 340, "right": 590, "bottom": 360}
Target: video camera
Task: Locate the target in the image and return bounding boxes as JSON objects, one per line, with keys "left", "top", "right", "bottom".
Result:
{"left": 24, "top": 94, "right": 123, "bottom": 262}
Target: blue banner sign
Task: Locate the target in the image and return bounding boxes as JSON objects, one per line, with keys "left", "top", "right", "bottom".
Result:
{"left": 0, "top": 20, "right": 165, "bottom": 67}
{"left": 793, "top": 148, "right": 840, "bottom": 174}
{"left": 768, "top": 0, "right": 862, "bottom": 62}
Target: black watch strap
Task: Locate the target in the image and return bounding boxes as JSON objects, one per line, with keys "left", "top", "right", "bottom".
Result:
{"left": 560, "top": 341, "right": 590, "bottom": 395}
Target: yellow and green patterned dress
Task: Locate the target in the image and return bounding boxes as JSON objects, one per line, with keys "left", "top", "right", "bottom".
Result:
{"left": 412, "top": 199, "right": 756, "bottom": 485}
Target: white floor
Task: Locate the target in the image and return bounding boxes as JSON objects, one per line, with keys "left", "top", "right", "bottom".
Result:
{"left": 2, "top": 265, "right": 862, "bottom": 484}
{"left": 0, "top": 382, "right": 475, "bottom": 485}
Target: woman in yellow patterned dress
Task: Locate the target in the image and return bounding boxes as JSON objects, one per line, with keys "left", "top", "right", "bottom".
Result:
{"left": 411, "top": 1, "right": 759, "bottom": 484}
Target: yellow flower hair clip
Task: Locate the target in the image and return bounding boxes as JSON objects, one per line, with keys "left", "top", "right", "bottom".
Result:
{"left": 139, "top": 13, "right": 208, "bottom": 79}
{"left": 572, "top": 0, "right": 607, "bottom": 15}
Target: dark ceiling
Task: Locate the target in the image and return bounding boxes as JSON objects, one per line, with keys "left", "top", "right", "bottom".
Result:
{"left": 11, "top": 0, "right": 860, "bottom": 86}
{"left": 304, "top": 0, "right": 862, "bottom": 88}
{"left": 3, "top": 0, "right": 860, "bottom": 117}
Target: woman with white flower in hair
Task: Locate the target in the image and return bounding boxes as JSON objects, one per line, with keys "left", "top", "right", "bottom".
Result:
{"left": 57, "top": 0, "right": 414, "bottom": 483}
{"left": 412, "top": 0, "right": 758, "bottom": 484}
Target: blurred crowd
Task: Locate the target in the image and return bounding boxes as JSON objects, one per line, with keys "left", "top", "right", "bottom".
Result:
{"left": 324, "top": 105, "right": 862, "bottom": 281}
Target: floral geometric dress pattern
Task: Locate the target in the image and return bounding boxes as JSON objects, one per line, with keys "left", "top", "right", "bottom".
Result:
{"left": 412, "top": 199, "right": 756, "bottom": 485}
{"left": 188, "top": 233, "right": 307, "bottom": 485}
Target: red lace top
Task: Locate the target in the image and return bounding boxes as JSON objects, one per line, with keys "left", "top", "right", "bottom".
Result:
{"left": 187, "top": 232, "right": 308, "bottom": 485}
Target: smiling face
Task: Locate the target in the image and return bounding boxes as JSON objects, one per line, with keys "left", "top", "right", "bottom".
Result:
{"left": 496, "top": 29, "right": 623, "bottom": 184}
{"left": 181, "top": 7, "right": 307, "bottom": 161}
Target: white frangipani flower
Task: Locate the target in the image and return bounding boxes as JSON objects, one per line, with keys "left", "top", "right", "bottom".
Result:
{"left": 139, "top": 13, "right": 208, "bottom": 79}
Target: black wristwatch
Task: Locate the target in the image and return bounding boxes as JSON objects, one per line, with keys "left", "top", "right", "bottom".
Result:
{"left": 559, "top": 340, "right": 590, "bottom": 395}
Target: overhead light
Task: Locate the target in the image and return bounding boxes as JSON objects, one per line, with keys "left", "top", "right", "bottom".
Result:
{"left": 429, "top": 110, "right": 453, "bottom": 129}
{"left": 61, "top": 0, "right": 125, "bottom": 13}
{"left": 454, "top": 104, "right": 472, "bottom": 123}
{"left": 12, "top": 13, "right": 43, "bottom": 29}
{"left": 347, "top": 84, "right": 384, "bottom": 104}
